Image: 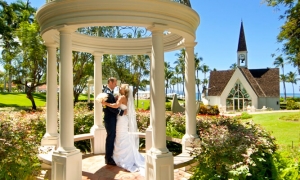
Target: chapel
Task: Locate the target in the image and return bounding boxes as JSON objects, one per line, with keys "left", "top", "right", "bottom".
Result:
{"left": 205, "top": 22, "right": 280, "bottom": 111}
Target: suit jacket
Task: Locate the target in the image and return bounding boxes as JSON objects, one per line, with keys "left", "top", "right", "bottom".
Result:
{"left": 103, "top": 87, "right": 124, "bottom": 119}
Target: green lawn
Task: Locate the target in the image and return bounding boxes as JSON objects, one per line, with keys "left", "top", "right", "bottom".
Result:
{"left": 0, "top": 93, "right": 47, "bottom": 107}
{"left": 249, "top": 112, "right": 300, "bottom": 147}
{"left": 0, "top": 93, "right": 150, "bottom": 110}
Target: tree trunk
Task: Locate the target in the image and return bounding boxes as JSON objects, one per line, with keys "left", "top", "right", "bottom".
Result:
{"left": 292, "top": 83, "right": 294, "bottom": 98}
{"left": 8, "top": 73, "right": 12, "bottom": 92}
{"left": 74, "top": 92, "right": 79, "bottom": 104}
{"left": 26, "top": 91, "right": 37, "bottom": 110}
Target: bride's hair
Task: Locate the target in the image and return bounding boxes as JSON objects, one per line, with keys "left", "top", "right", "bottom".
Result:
{"left": 120, "top": 84, "right": 130, "bottom": 98}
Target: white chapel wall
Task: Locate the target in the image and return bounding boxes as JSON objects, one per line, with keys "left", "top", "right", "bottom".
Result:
{"left": 220, "top": 69, "right": 258, "bottom": 109}
{"left": 258, "top": 97, "right": 280, "bottom": 110}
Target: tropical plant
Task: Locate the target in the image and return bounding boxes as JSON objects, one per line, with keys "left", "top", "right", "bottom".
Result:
{"left": 274, "top": 55, "right": 287, "bottom": 101}
{"left": 286, "top": 71, "right": 297, "bottom": 98}
{"left": 0, "top": 1, "right": 18, "bottom": 92}
{"left": 174, "top": 49, "right": 185, "bottom": 97}
{"left": 164, "top": 61, "right": 174, "bottom": 96}
{"left": 264, "top": 0, "right": 300, "bottom": 75}
{"left": 229, "top": 63, "right": 237, "bottom": 70}
{"left": 195, "top": 53, "right": 202, "bottom": 101}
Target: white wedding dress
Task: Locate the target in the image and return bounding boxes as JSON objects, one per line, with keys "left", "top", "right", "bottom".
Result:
{"left": 112, "top": 104, "right": 145, "bottom": 173}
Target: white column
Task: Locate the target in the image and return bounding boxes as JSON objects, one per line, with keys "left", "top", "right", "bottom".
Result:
{"left": 182, "top": 42, "right": 199, "bottom": 151}
{"left": 41, "top": 43, "right": 59, "bottom": 147}
{"left": 90, "top": 52, "right": 106, "bottom": 154}
{"left": 146, "top": 24, "right": 174, "bottom": 180}
{"left": 145, "top": 52, "right": 152, "bottom": 151}
{"left": 52, "top": 27, "right": 82, "bottom": 180}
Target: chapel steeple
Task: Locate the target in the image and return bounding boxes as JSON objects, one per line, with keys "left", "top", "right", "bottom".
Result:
{"left": 237, "top": 21, "right": 248, "bottom": 68}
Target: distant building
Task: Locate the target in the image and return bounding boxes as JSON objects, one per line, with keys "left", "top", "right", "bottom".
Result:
{"left": 205, "top": 22, "right": 280, "bottom": 111}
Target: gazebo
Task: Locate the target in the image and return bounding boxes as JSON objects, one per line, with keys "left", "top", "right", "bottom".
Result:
{"left": 36, "top": 0, "right": 200, "bottom": 179}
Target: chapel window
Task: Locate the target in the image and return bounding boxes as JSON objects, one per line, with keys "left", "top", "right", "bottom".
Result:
{"left": 226, "top": 80, "right": 251, "bottom": 111}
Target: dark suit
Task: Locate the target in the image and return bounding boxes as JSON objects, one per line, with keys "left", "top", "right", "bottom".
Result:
{"left": 103, "top": 87, "right": 124, "bottom": 164}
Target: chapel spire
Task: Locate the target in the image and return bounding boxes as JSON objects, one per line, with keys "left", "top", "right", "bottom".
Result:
{"left": 237, "top": 21, "right": 248, "bottom": 68}
{"left": 237, "top": 21, "right": 247, "bottom": 52}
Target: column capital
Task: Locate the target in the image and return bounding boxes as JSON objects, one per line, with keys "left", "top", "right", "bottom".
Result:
{"left": 57, "top": 25, "right": 75, "bottom": 33}
{"left": 147, "top": 23, "right": 168, "bottom": 33}
{"left": 45, "top": 43, "right": 58, "bottom": 48}
{"left": 93, "top": 52, "right": 104, "bottom": 57}
{"left": 184, "top": 42, "right": 197, "bottom": 48}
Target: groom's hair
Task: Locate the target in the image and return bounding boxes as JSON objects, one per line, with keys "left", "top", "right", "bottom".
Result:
{"left": 107, "top": 77, "right": 117, "bottom": 84}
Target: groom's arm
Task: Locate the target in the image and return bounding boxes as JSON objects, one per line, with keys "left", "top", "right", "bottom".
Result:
{"left": 105, "top": 93, "right": 125, "bottom": 116}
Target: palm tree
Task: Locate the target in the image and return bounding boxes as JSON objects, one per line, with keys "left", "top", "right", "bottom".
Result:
{"left": 0, "top": 1, "right": 18, "bottom": 92}
{"left": 164, "top": 62, "right": 174, "bottom": 98}
{"left": 170, "top": 77, "right": 177, "bottom": 93}
{"left": 10, "top": 0, "right": 36, "bottom": 24}
{"left": 286, "top": 71, "right": 297, "bottom": 98}
{"left": 229, "top": 63, "right": 237, "bottom": 70}
{"left": 174, "top": 66, "right": 181, "bottom": 94}
{"left": 280, "top": 74, "right": 287, "bottom": 99}
{"left": 195, "top": 53, "right": 203, "bottom": 101}
{"left": 273, "top": 55, "right": 286, "bottom": 101}
{"left": 174, "top": 49, "right": 185, "bottom": 97}
{"left": 200, "top": 64, "right": 210, "bottom": 82}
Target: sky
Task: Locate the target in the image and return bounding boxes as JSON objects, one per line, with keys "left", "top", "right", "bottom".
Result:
{"left": 2, "top": 0, "right": 297, "bottom": 94}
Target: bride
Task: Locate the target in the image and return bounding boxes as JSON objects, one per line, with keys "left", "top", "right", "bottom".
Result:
{"left": 102, "top": 84, "right": 145, "bottom": 173}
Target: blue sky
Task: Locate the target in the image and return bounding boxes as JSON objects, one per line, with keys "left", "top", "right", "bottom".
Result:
{"left": 3, "top": 0, "right": 297, "bottom": 94}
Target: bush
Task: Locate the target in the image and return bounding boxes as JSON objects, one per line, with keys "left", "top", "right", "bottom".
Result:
{"left": 240, "top": 112, "right": 252, "bottom": 119}
{"left": 165, "top": 102, "right": 172, "bottom": 111}
{"left": 73, "top": 104, "right": 94, "bottom": 153}
{"left": 199, "top": 105, "right": 219, "bottom": 115}
{"left": 286, "top": 100, "right": 300, "bottom": 110}
{"left": 136, "top": 110, "right": 150, "bottom": 132}
{"left": 166, "top": 113, "right": 185, "bottom": 138}
{"left": 272, "top": 147, "right": 300, "bottom": 179}
{"left": 0, "top": 110, "right": 46, "bottom": 180}
{"left": 190, "top": 116, "right": 278, "bottom": 180}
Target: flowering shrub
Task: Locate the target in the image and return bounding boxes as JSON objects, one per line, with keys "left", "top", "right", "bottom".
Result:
{"left": 166, "top": 113, "right": 185, "bottom": 138}
{"left": 136, "top": 110, "right": 150, "bottom": 132}
{"left": 0, "top": 110, "right": 46, "bottom": 180}
{"left": 190, "top": 116, "right": 278, "bottom": 179}
{"left": 199, "top": 105, "right": 219, "bottom": 115}
{"left": 74, "top": 104, "right": 94, "bottom": 152}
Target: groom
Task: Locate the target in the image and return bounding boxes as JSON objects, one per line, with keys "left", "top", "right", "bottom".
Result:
{"left": 103, "top": 77, "right": 125, "bottom": 165}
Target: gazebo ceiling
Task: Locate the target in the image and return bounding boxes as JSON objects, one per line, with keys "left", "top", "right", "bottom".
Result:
{"left": 37, "top": 0, "right": 200, "bottom": 54}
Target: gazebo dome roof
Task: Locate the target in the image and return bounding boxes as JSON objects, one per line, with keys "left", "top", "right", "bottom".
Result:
{"left": 37, "top": 0, "right": 200, "bottom": 55}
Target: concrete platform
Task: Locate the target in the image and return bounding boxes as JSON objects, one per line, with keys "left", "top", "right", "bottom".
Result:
{"left": 37, "top": 153, "right": 194, "bottom": 180}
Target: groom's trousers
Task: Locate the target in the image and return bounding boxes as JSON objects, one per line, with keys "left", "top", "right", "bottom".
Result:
{"left": 104, "top": 115, "right": 117, "bottom": 163}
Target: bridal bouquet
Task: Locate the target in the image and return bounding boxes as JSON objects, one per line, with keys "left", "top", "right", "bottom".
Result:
{"left": 95, "top": 93, "right": 108, "bottom": 104}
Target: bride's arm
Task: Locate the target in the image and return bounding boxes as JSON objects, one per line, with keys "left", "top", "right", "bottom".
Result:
{"left": 103, "top": 95, "right": 124, "bottom": 108}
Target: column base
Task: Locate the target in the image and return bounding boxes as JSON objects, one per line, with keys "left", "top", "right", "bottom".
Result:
{"left": 146, "top": 152, "right": 174, "bottom": 180}
{"left": 182, "top": 134, "right": 199, "bottom": 152}
{"left": 145, "top": 127, "right": 152, "bottom": 151}
{"left": 51, "top": 149, "right": 82, "bottom": 180}
{"left": 41, "top": 135, "right": 59, "bottom": 148}
{"left": 90, "top": 125, "right": 106, "bottom": 154}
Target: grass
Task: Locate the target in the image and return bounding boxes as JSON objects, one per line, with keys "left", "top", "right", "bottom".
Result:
{"left": 248, "top": 112, "right": 300, "bottom": 147}
{"left": 0, "top": 93, "right": 47, "bottom": 107}
{"left": 0, "top": 93, "right": 151, "bottom": 110}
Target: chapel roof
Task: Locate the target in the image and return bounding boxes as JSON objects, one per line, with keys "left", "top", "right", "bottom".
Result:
{"left": 208, "top": 67, "right": 279, "bottom": 97}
